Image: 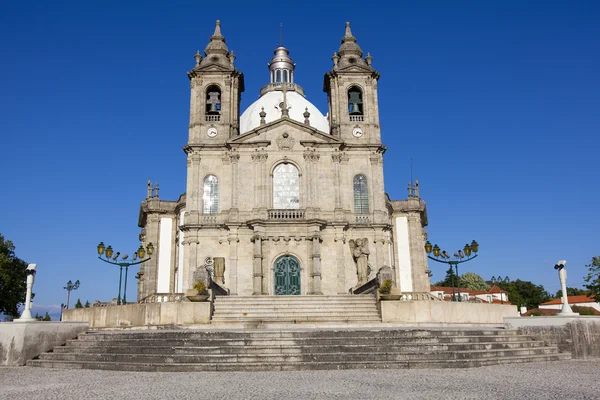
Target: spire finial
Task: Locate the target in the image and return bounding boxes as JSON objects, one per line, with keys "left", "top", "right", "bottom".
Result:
{"left": 194, "top": 50, "right": 202, "bottom": 66}
{"left": 280, "top": 23, "right": 283, "bottom": 46}
{"left": 147, "top": 179, "right": 152, "bottom": 199}
{"left": 213, "top": 20, "right": 223, "bottom": 38}
{"left": 345, "top": 22, "right": 353, "bottom": 38}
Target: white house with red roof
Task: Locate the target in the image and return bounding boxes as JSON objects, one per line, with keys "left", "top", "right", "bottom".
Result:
{"left": 430, "top": 285, "right": 510, "bottom": 304}
{"left": 539, "top": 295, "right": 600, "bottom": 312}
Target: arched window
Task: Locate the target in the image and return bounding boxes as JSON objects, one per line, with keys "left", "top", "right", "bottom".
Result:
{"left": 348, "top": 86, "right": 363, "bottom": 115}
{"left": 353, "top": 174, "right": 369, "bottom": 213}
{"left": 275, "top": 70, "right": 282, "bottom": 83}
{"left": 205, "top": 85, "right": 221, "bottom": 115}
{"left": 273, "top": 163, "right": 299, "bottom": 209}
{"left": 282, "top": 70, "right": 288, "bottom": 82}
{"left": 203, "top": 175, "right": 218, "bottom": 214}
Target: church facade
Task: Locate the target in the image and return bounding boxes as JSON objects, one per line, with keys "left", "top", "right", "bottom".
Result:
{"left": 136, "top": 21, "right": 430, "bottom": 301}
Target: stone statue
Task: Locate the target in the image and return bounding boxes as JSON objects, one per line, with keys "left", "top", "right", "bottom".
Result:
{"left": 214, "top": 257, "right": 225, "bottom": 286}
{"left": 349, "top": 238, "right": 370, "bottom": 286}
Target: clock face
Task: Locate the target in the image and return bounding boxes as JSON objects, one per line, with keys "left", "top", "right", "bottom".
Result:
{"left": 352, "top": 127, "right": 363, "bottom": 138}
{"left": 207, "top": 127, "right": 218, "bottom": 137}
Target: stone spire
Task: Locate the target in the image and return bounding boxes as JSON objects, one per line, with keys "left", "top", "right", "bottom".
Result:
{"left": 204, "top": 20, "right": 229, "bottom": 56}
{"left": 338, "top": 22, "right": 363, "bottom": 59}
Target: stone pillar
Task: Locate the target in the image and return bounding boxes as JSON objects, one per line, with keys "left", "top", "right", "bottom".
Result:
{"left": 230, "top": 150, "right": 240, "bottom": 210}
{"left": 407, "top": 213, "right": 429, "bottom": 292}
{"left": 227, "top": 228, "right": 239, "bottom": 295}
{"left": 252, "top": 234, "right": 263, "bottom": 295}
{"left": 310, "top": 235, "right": 323, "bottom": 295}
{"left": 185, "top": 231, "right": 199, "bottom": 290}
{"left": 334, "top": 226, "right": 347, "bottom": 294}
{"left": 303, "top": 150, "right": 313, "bottom": 208}
{"left": 332, "top": 151, "right": 343, "bottom": 213}
{"left": 375, "top": 232, "right": 385, "bottom": 273}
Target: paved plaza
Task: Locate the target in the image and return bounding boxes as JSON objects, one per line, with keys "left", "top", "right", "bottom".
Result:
{"left": 1, "top": 360, "right": 598, "bottom": 400}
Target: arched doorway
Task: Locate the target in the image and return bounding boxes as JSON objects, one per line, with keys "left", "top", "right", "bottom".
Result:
{"left": 274, "top": 256, "right": 301, "bottom": 295}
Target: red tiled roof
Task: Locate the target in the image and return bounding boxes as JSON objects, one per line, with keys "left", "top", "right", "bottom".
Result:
{"left": 541, "top": 295, "right": 596, "bottom": 305}
{"left": 488, "top": 285, "right": 506, "bottom": 294}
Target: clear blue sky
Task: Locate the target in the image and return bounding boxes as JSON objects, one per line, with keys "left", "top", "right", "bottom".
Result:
{"left": 1, "top": 0, "right": 598, "bottom": 316}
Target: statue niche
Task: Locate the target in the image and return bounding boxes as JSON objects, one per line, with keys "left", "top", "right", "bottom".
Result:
{"left": 349, "top": 238, "right": 370, "bottom": 286}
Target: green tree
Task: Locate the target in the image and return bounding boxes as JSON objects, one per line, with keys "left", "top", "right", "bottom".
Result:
{"left": 0, "top": 234, "right": 29, "bottom": 318}
{"left": 584, "top": 256, "right": 600, "bottom": 302}
{"left": 496, "top": 279, "right": 551, "bottom": 309}
{"left": 34, "top": 312, "right": 42, "bottom": 321}
{"left": 459, "top": 272, "right": 490, "bottom": 291}
{"left": 433, "top": 266, "right": 457, "bottom": 287}
{"left": 42, "top": 311, "right": 51, "bottom": 321}
{"left": 74, "top": 298, "right": 83, "bottom": 308}
{"left": 555, "top": 287, "right": 589, "bottom": 298}
{"left": 84, "top": 300, "right": 90, "bottom": 308}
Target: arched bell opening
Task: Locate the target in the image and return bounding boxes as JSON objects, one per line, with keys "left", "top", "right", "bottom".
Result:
{"left": 348, "top": 86, "right": 364, "bottom": 115}
{"left": 205, "top": 85, "right": 222, "bottom": 115}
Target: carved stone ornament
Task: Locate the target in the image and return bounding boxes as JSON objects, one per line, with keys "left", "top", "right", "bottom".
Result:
{"left": 276, "top": 132, "right": 295, "bottom": 150}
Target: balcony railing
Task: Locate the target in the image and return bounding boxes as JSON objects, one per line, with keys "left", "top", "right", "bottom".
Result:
{"left": 355, "top": 215, "right": 370, "bottom": 224}
{"left": 349, "top": 115, "right": 364, "bottom": 122}
{"left": 268, "top": 209, "right": 305, "bottom": 220}
{"left": 205, "top": 115, "right": 220, "bottom": 122}
{"left": 201, "top": 215, "right": 219, "bottom": 224}
{"left": 259, "top": 82, "right": 305, "bottom": 97}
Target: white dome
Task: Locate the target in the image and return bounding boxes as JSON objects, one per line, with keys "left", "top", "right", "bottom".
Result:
{"left": 240, "top": 91, "right": 330, "bottom": 135}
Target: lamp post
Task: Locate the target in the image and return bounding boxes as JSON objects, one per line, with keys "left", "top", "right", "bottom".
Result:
{"left": 63, "top": 279, "right": 80, "bottom": 309}
{"left": 425, "top": 240, "right": 480, "bottom": 302}
{"left": 96, "top": 241, "right": 153, "bottom": 305}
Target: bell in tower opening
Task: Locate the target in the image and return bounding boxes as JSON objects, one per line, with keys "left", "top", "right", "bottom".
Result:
{"left": 348, "top": 86, "right": 363, "bottom": 115}
{"left": 206, "top": 86, "right": 222, "bottom": 114}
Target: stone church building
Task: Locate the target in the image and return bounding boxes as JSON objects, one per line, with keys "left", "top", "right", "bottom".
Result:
{"left": 137, "top": 21, "right": 430, "bottom": 302}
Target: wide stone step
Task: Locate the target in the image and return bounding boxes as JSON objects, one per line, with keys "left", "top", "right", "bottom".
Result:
{"left": 74, "top": 329, "right": 521, "bottom": 341}
{"left": 28, "top": 353, "right": 571, "bottom": 372}
{"left": 53, "top": 340, "right": 546, "bottom": 355}
{"left": 37, "top": 346, "right": 561, "bottom": 364}
{"left": 63, "top": 335, "right": 535, "bottom": 350}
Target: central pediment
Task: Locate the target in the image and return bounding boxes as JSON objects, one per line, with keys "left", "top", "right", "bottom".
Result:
{"left": 229, "top": 117, "right": 343, "bottom": 148}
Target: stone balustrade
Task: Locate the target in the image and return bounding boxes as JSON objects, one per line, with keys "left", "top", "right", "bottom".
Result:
{"left": 205, "top": 115, "right": 220, "bottom": 122}
{"left": 268, "top": 209, "right": 305, "bottom": 220}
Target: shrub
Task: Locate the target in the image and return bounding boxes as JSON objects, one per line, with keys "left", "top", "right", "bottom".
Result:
{"left": 379, "top": 279, "right": 392, "bottom": 294}
{"left": 193, "top": 280, "right": 207, "bottom": 294}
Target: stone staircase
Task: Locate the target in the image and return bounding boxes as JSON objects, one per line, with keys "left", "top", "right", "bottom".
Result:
{"left": 27, "top": 327, "right": 570, "bottom": 371}
{"left": 210, "top": 295, "right": 381, "bottom": 326}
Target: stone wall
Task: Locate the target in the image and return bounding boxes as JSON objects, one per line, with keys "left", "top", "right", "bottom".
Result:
{"left": 0, "top": 321, "right": 88, "bottom": 366}
{"left": 62, "top": 302, "right": 211, "bottom": 328}
{"left": 504, "top": 317, "right": 600, "bottom": 359}
{"left": 380, "top": 301, "right": 518, "bottom": 324}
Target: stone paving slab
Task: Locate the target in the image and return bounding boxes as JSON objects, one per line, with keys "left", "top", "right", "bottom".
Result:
{"left": 1, "top": 360, "right": 598, "bottom": 400}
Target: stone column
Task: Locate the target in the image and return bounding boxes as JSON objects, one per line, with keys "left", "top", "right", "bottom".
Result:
{"left": 303, "top": 150, "right": 313, "bottom": 208}
{"left": 252, "top": 234, "right": 263, "bottom": 295}
{"left": 407, "top": 213, "right": 429, "bottom": 292}
{"left": 185, "top": 230, "right": 199, "bottom": 291}
{"left": 227, "top": 227, "right": 239, "bottom": 295}
{"left": 230, "top": 150, "right": 240, "bottom": 210}
{"left": 334, "top": 226, "right": 347, "bottom": 294}
{"left": 310, "top": 235, "right": 323, "bottom": 295}
{"left": 375, "top": 232, "right": 385, "bottom": 274}
{"left": 331, "top": 151, "right": 343, "bottom": 213}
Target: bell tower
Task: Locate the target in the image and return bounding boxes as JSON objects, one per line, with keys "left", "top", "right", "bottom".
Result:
{"left": 187, "top": 20, "right": 245, "bottom": 145}
{"left": 323, "top": 23, "right": 380, "bottom": 145}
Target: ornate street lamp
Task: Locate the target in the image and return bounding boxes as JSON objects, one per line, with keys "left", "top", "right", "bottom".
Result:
{"left": 63, "top": 279, "right": 80, "bottom": 309}
{"left": 425, "top": 240, "right": 480, "bottom": 302}
{"left": 97, "top": 241, "right": 154, "bottom": 305}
